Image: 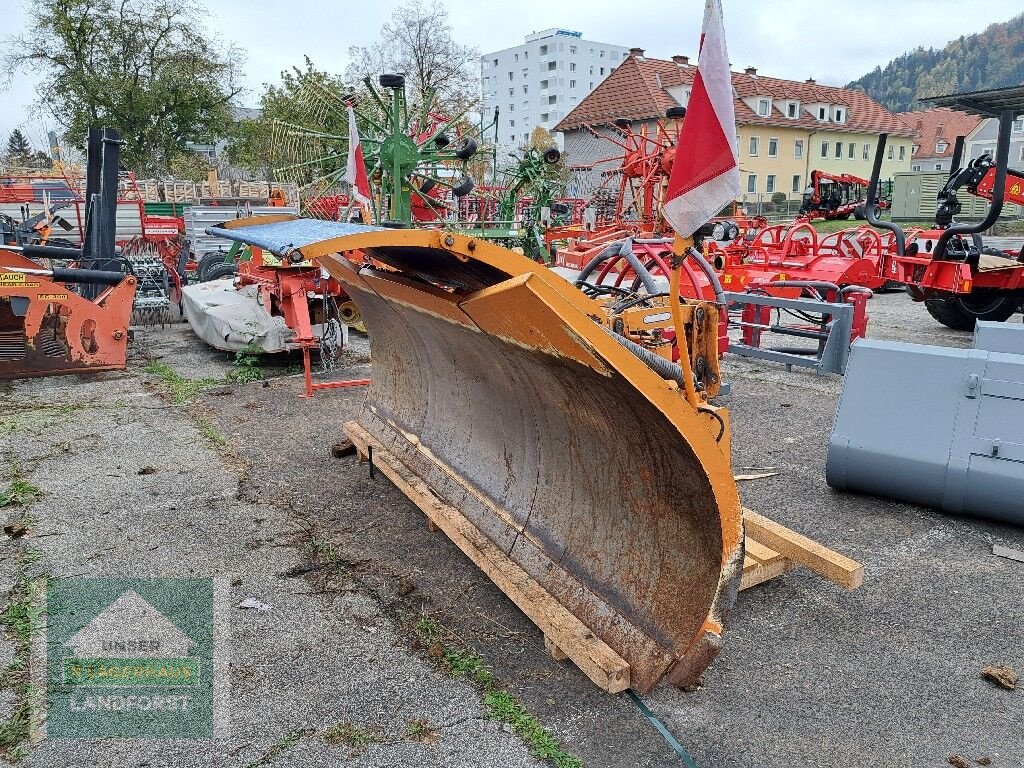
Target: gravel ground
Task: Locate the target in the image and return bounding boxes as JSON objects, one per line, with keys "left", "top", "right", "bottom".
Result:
{"left": 1, "top": 291, "right": 1022, "bottom": 768}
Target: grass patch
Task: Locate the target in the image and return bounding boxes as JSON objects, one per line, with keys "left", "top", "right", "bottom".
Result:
{"left": 246, "top": 728, "right": 305, "bottom": 768}
{"left": 0, "top": 562, "right": 45, "bottom": 763}
{"left": 0, "top": 402, "right": 85, "bottom": 436}
{"left": 227, "top": 346, "right": 264, "bottom": 384}
{"left": 323, "top": 721, "right": 377, "bottom": 754}
{"left": 0, "top": 478, "right": 41, "bottom": 510}
{"left": 405, "top": 717, "right": 436, "bottom": 744}
{"left": 143, "top": 361, "right": 222, "bottom": 404}
{"left": 408, "top": 612, "right": 582, "bottom": 767}
{"left": 195, "top": 417, "right": 227, "bottom": 447}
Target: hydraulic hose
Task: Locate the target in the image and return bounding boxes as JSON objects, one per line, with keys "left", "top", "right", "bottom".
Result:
{"left": 576, "top": 238, "right": 660, "bottom": 295}
{"left": 603, "top": 326, "right": 685, "bottom": 389}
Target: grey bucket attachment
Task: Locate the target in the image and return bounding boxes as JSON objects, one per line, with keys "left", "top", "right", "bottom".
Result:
{"left": 826, "top": 322, "right": 1024, "bottom": 525}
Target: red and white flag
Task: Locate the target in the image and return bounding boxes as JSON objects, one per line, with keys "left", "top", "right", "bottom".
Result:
{"left": 344, "top": 103, "right": 372, "bottom": 220}
{"left": 663, "top": 0, "right": 740, "bottom": 237}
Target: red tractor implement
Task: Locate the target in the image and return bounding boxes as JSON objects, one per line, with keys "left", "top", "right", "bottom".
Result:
{"left": 798, "top": 170, "right": 889, "bottom": 221}
{"left": 864, "top": 86, "right": 1024, "bottom": 330}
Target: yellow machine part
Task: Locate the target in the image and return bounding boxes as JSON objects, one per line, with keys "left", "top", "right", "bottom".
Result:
{"left": 306, "top": 229, "right": 744, "bottom": 693}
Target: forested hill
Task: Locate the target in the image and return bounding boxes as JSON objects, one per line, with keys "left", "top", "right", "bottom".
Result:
{"left": 846, "top": 14, "right": 1024, "bottom": 112}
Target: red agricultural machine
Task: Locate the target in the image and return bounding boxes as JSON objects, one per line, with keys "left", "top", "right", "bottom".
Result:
{"left": 797, "top": 170, "right": 889, "bottom": 221}
{"left": 1, "top": 128, "right": 137, "bottom": 379}
{"left": 864, "top": 86, "right": 1024, "bottom": 330}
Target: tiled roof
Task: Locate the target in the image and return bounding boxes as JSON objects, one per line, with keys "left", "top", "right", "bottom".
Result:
{"left": 555, "top": 54, "right": 917, "bottom": 137}
{"left": 896, "top": 107, "right": 982, "bottom": 160}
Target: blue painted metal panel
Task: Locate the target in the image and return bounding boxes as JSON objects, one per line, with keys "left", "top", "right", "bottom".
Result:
{"left": 205, "top": 219, "right": 384, "bottom": 258}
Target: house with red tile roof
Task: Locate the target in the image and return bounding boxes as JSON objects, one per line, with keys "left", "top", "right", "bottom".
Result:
{"left": 898, "top": 108, "right": 983, "bottom": 173}
{"left": 555, "top": 50, "right": 916, "bottom": 205}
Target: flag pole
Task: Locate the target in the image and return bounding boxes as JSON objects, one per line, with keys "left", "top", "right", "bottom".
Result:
{"left": 670, "top": 234, "right": 699, "bottom": 408}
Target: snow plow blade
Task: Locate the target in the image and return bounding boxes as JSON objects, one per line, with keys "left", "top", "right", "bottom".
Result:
{"left": 206, "top": 218, "right": 744, "bottom": 692}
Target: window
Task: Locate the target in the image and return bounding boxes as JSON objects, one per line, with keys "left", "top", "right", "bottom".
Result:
{"left": 757, "top": 99, "right": 770, "bottom": 117}
{"left": 935, "top": 140, "right": 948, "bottom": 153}
{"left": 508, "top": 72, "right": 514, "bottom": 81}
{"left": 792, "top": 174, "right": 801, "bottom": 193}
{"left": 590, "top": 82, "right": 594, "bottom": 89}
{"left": 589, "top": 65, "right": 594, "bottom": 75}
{"left": 508, "top": 88, "right": 513, "bottom": 96}
{"left": 1013, "top": 117, "right": 1024, "bottom": 133}
{"left": 509, "top": 104, "right": 514, "bottom": 112}
{"left": 787, "top": 102, "right": 799, "bottom": 119}
{"left": 934, "top": 163, "right": 943, "bottom": 170}
{"left": 524, "top": 51, "right": 528, "bottom": 60}
{"left": 570, "top": 80, "right": 576, "bottom": 88}
{"left": 748, "top": 136, "right": 759, "bottom": 156}
{"left": 509, "top": 119, "right": 515, "bottom": 127}
{"left": 767, "top": 137, "right": 778, "bottom": 157}
{"left": 848, "top": 142, "right": 855, "bottom": 159}
{"left": 835, "top": 141, "right": 842, "bottom": 159}
{"left": 863, "top": 143, "right": 870, "bottom": 160}
{"left": 747, "top": 174, "right": 757, "bottom": 193}
{"left": 570, "top": 62, "right": 576, "bottom": 72}
{"left": 599, "top": 67, "right": 605, "bottom": 75}
{"left": 794, "top": 139, "right": 804, "bottom": 159}
{"left": 600, "top": 50, "right": 605, "bottom": 58}
{"left": 541, "top": 113, "right": 549, "bottom": 122}
{"left": 834, "top": 107, "right": 845, "bottom": 123}
{"left": 911, "top": 145, "right": 918, "bottom": 155}
{"left": 569, "top": 45, "right": 577, "bottom": 54}
{"left": 548, "top": 95, "right": 557, "bottom": 105}
{"left": 539, "top": 45, "right": 547, "bottom": 55}
{"left": 899, "top": 145, "right": 906, "bottom": 161}
{"left": 523, "top": 68, "right": 528, "bottom": 78}
{"left": 514, "top": 53, "right": 519, "bottom": 62}
{"left": 540, "top": 79, "right": 549, "bottom": 89}
{"left": 766, "top": 174, "right": 776, "bottom": 193}
{"left": 547, "top": 61, "right": 556, "bottom": 71}
{"left": 493, "top": 59, "right": 498, "bottom": 67}
{"left": 887, "top": 146, "right": 894, "bottom": 160}
{"left": 821, "top": 140, "right": 829, "bottom": 158}
{"left": 818, "top": 106, "right": 828, "bottom": 120}
{"left": 522, "top": 85, "right": 528, "bottom": 94}
{"left": 912, "top": 164, "right": 921, "bottom": 172}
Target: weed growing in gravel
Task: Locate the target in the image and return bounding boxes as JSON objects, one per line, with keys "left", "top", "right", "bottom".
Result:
{"left": 0, "top": 478, "right": 40, "bottom": 509}
{"left": 0, "top": 402, "right": 85, "bottom": 435}
{"left": 228, "top": 347, "right": 264, "bottom": 384}
{"left": 322, "top": 721, "right": 377, "bottom": 754}
{"left": 408, "top": 612, "right": 582, "bottom": 768}
{"left": 195, "top": 417, "right": 227, "bottom": 446}
{"left": 143, "top": 362, "right": 222, "bottom": 403}
{"left": 246, "top": 728, "right": 306, "bottom": 768}
{"left": 484, "top": 691, "right": 582, "bottom": 768}
{"left": 404, "top": 718, "right": 436, "bottom": 743}
{"left": 0, "top": 561, "right": 45, "bottom": 763}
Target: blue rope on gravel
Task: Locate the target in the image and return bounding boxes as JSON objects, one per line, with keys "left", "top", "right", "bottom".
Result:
{"left": 624, "top": 690, "right": 701, "bottom": 768}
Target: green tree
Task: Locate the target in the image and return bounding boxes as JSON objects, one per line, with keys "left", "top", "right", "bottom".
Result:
{"left": 3, "top": 0, "right": 245, "bottom": 174}
{"left": 5, "top": 129, "right": 32, "bottom": 164}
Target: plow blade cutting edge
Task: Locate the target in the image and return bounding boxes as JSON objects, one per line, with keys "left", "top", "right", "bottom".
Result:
{"left": 207, "top": 218, "right": 744, "bottom": 692}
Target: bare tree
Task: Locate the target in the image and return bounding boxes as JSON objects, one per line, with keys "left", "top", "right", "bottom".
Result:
{"left": 346, "top": 0, "right": 480, "bottom": 114}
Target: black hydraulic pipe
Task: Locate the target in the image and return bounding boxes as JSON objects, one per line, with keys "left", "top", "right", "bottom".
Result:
{"left": 82, "top": 128, "right": 102, "bottom": 262}
{"left": 864, "top": 133, "right": 905, "bottom": 257}
{"left": 934, "top": 109, "right": 1014, "bottom": 261}
{"left": 19, "top": 244, "right": 83, "bottom": 260}
{"left": 949, "top": 136, "right": 966, "bottom": 173}
{"left": 12, "top": 267, "right": 127, "bottom": 285}
{"left": 684, "top": 247, "right": 726, "bottom": 306}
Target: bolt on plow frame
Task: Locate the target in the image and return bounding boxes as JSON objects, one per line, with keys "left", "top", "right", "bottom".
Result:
{"left": 208, "top": 216, "right": 863, "bottom": 692}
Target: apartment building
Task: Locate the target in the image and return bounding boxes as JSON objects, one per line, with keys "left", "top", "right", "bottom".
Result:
{"left": 899, "top": 107, "right": 983, "bottom": 173}
{"left": 556, "top": 53, "right": 916, "bottom": 203}
{"left": 481, "top": 29, "right": 630, "bottom": 153}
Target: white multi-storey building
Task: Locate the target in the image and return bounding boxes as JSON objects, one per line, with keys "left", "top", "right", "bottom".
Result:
{"left": 481, "top": 29, "right": 630, "bottom": 153}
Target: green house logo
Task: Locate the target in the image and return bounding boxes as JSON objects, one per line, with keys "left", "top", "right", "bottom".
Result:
{"left": 44, "top": 578, "right": 226, "bottom": 739}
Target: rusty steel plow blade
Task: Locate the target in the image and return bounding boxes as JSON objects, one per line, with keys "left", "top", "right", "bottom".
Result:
{"left": 205, "top": 219, "right": 744, "bottom": 692}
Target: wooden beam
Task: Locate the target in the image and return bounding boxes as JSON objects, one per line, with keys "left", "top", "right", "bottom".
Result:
{"left": 742, "top": 508, "right": 864, "bottom": 590}
{"left": 345, "top": 421, "right": 631, "bottom": 693}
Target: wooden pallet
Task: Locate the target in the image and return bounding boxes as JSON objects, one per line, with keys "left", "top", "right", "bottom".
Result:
{"left": 344, "top": 421, "right": 863, "bottom": 692}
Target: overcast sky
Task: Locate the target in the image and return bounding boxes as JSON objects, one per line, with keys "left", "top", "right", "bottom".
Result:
{"left": 0, "top": 0, "right": 1019, "bottom": 149}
